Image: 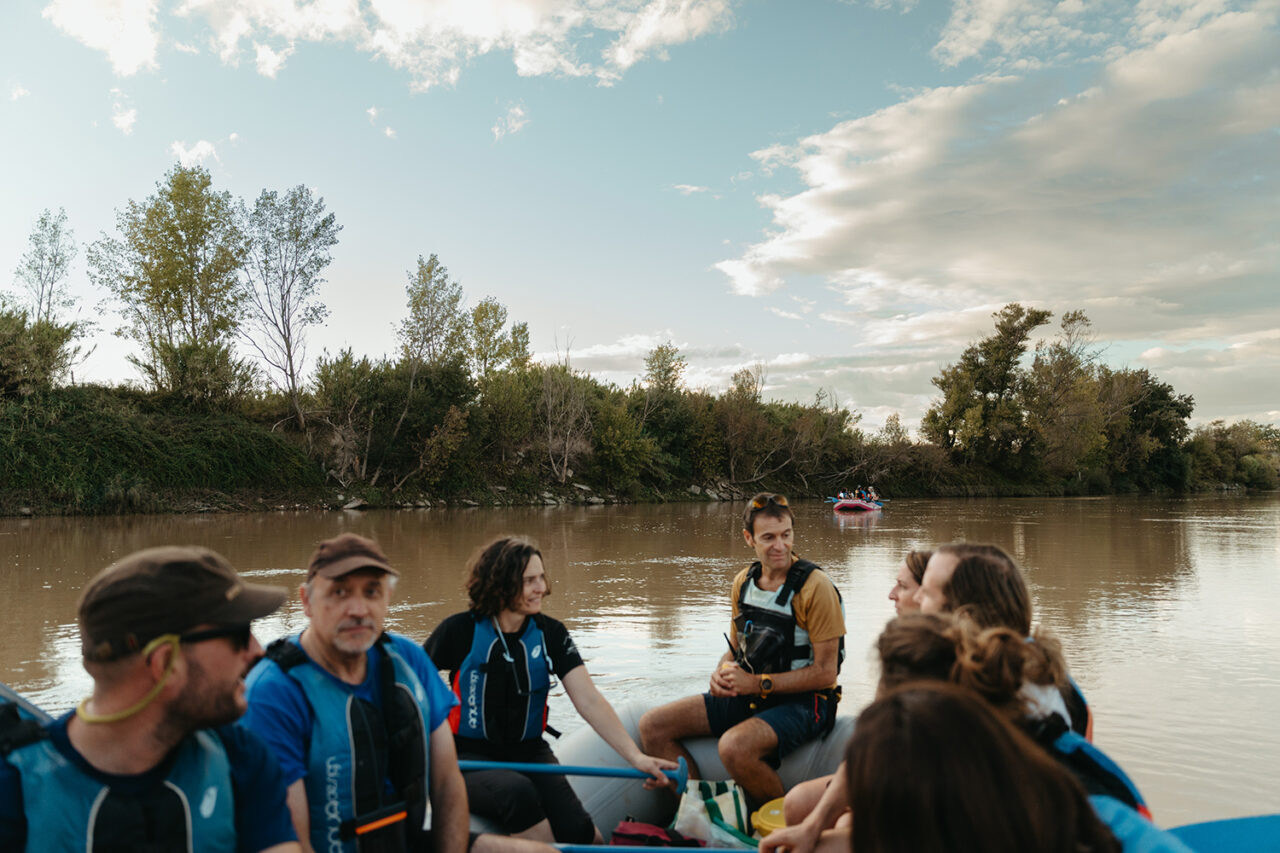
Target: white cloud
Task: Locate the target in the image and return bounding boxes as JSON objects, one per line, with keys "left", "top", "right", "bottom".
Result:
{"left": 228, "top": 131, "right": 239, "bottom": 143}
{"left": 718, "top": 4, "right": 1280, "bottom": 422}
{"left": 110, "top": 90, "right": 137, "bottom": 134}
{"left": 384, "top": 126, "right": 396, "bottom": 138}
{"left": 10, "top": 85, "right": 30, "bottom": 101}
{"left": 492, "top": 103, "right": 529, "bottom": 141}
{"left": 173, "top": 41, "right": 200, "bottom": 54}
{"left": 932, "top": 0, "right": 1121, "bottom": 68}
{"left": 367, "top": 106, "right": 379, "bottom": 122}
{"left": 253, "top": 41, "right": 294, "bottom": 77}
{"left": 673, "top": 184, "right": 710, "bottom": 195}
{"left": 170, "top": 139, "right": 218, "bottom": 166}
{"left": 767, "top": 307, "right": 804, "bottom": 320}
{"left": 44, "top": 0, "right": 160, "bottom": 76}
{"left": 55, "top": 0, "right": 734, "bottom": 89}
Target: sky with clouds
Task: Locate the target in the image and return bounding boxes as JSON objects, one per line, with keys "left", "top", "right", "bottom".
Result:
{"left": 2, "top": 0, "right": 1277, "bottom": 432}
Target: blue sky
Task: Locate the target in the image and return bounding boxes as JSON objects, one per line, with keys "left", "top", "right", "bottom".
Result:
{"left": 2, "top": 0, "right": 1277, "bottom": 432}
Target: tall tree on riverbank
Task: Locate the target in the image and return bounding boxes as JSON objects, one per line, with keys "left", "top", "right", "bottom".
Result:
{"left": 14, "top": 208, "right": 77, "bottom": 325}
{"left": 88, "top": 165, "right": 252, "bottom": 403}
{"left": 239, "top": 185, "right": 341, "bottom": 428}
{"left": 922, "top": 304, "right": 1052, "bottom": 473}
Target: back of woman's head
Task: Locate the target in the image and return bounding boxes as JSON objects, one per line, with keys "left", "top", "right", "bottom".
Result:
{"left": 845, "top": 683, "right": 1119, "bottom": 853}
{"left": 936, "top": 545, "right": 1033, "bottom": 636}
{"left": 876, "top": 613, "right": 960, "bottom": 694}
{"left": 465, "top": 536, "right": 545, "bottom": 617}
{"left": 877, "top": 614, "right": 1069, "bottom": 722}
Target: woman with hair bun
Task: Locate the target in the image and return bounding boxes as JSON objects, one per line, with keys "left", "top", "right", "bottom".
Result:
{"left": 424, "top": 536, "right": 673, "bottom": 844}
{"left": 762, "top": 615, "right": 1194, "bottom": 853}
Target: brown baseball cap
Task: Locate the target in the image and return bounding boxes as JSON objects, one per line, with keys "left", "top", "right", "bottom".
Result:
{"left": 306, "top": 533, "right": 398, "bottom": 581}
{"left": 79, "top": 546, "right": 288, "bottom": 663}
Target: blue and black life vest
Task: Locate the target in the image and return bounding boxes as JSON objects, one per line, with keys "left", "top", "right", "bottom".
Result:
{"left": 734, "top": 559, "right": 845, "bottom": 675}
{"left": 1025, "top": 714, "right": 1150, "bottom": 820}
{"left": 1, "top": 701, "right": 237, "bottom": 853}
{"left": 264, "top": 633, "right": 431, "bottom": 853}
{"left": 448, "top": 614, "right": 551, "bottom": 745}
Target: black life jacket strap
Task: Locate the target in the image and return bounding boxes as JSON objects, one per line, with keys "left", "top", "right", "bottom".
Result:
{"left": 263, "top": 637, "right": 309, "bottom": 672}
{"left": 0, "top": 702, "right": 46, "bottom": 756}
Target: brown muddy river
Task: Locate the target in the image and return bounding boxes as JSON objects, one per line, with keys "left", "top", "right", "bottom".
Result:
{"left": 3, "top": 495, "right": 1278, "bottom": 825}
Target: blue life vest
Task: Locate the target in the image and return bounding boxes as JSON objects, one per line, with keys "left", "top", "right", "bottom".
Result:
{"left": 264, "top": 633, "right": 432, "bottom": 853}
{"left": 449, "top": 614, "right": 551, "bottom": 744}
{"left": 1089, "top": 795, "right": 1198, "bottom": 853}
{"left": 1027, "top": 715, "right": 1150, "bottom": 820}
{"left": 3, "top": 706, "right": 236, "bottom": 853}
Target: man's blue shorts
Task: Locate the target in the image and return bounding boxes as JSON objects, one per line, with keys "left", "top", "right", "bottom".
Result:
{"left": 703, "top": 690, "right": 836, "bottom": 759}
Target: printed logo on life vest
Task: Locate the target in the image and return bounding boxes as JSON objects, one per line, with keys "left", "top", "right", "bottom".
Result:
{"left": 199, "top": 786, "right": 218, "bottom": 818}
{"left": 466, "top": 669, "right": 481, "bottom": 728}
{"left": 326, "top": 755, "right": 343, "bottom": 852}
{"left": 530, "top": 645, "right": 542, "bottom": 659}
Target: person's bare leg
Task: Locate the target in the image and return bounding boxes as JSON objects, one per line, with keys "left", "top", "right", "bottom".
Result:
{"left": 473, "top": 832, "right": 558, "bottom": 853}
{"left": 717, "top": 717, "right": 783, "bottom": 806}
{"left": 639, "top": 695, "right": 714, "bottom": 779}
{"left": 511, "top": 820, "right": 555, "bottom": 843}
{"left": 783, "top": 774, "right": 832, "bottom": 824}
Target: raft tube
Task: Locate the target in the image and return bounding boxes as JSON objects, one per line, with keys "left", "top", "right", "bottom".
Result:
{"left": 470, "top": 700, "right": 855, "bottom": 839}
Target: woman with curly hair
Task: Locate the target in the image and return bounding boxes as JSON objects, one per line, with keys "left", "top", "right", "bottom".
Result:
{"left": 424, "top": 536, "right": 673, "bottom": 844}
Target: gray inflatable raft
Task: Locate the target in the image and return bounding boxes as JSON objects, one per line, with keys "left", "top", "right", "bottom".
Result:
{"left": 469, "top": 700, "right": 855, "bottom": 839}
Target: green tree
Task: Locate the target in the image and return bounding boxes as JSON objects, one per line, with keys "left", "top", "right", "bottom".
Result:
{"left": 0, "top": 307, "right": 77, "bottom": 396}
{"left": 1099, "top": 368, "right": 1193, "bottom": 490}
{"left": 14, "top": 207, "right": 77, "bottom": 324}
{"left": 921, "top": 303, "right": 1052, "bottom": 472}
{"left": 400, "top": 254, "right": 466, "bottom": 366}
{"left": 239, "top": 185, "right": 341, "bottom": 428}
{"left": 539, "top": 360, "right": 592, "bottom": 483}
{"left": 88, "top": 165, "right": 250, "bottom": 400}
{"left": 1023, "top": 311, "right": 1107, "bottom": 478}
{"left": 643, "top": 341, "right": 687, "bottom": 393}
{"left": 467, "top": 297, "right": 528, "bottom": 380}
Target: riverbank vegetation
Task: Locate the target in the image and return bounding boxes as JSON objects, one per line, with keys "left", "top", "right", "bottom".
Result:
{"left": 4, "top": 165, "right": 1277, "bottom": 514}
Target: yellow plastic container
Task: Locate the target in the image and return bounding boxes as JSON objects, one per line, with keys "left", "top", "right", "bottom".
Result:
{"left": 751, "top": 797, "right": 787, "bottom": 838}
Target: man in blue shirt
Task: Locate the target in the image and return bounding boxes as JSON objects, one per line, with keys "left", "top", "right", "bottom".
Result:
{"left": 244, "top": 534, "right": 470, "bottom": 853}
{"left": 0, "top": 546, "right": 299, "bottom": 853}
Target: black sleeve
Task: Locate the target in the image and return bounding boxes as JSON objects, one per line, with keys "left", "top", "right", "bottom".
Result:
{"left": 538, "top": 616, "right": 585, "bottom": 677}
{"left": 423, "top": 612, "right": 475, "bottom": 675}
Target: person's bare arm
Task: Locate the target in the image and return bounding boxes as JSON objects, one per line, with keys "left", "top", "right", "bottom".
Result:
{"left": 283, "top": 779, "right": 315, "bottom": 853}
{"left": 561, "top": 666, "right": 676, "bottom": 786}
{"left": 716, "top": 638, "right": 838, "bottom": 697}
{"left": 759, "top": 764, "right": 848, "bottom": 853}
{"left": 429, "top": 723, "right": 470, "bottom": 853}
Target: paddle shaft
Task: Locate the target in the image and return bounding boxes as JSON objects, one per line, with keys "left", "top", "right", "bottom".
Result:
{"left": 457, "top": 756, "right": 688, "bottom": 793}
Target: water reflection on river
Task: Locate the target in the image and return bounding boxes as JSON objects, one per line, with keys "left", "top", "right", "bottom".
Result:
{"left": 3, "top": 495, "right": 1278, "bottom": 824}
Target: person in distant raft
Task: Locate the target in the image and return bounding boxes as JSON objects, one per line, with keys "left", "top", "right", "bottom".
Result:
{"left": 639, "top": 493, "right": 845, "bottom": 807}
{"left": 425, "top": 536, "right": 674, "bottom": 844}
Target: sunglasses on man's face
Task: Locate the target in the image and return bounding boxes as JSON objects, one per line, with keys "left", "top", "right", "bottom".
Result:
{"left": 749, "top": 493, "right": 789, "bottom": 510}
{"left": 179, "top": 623, "right": 253, "bottom": 651}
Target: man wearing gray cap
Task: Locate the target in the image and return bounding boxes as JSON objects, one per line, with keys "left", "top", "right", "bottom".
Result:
{"left": 244, "top": 533, "right": 470, "bottom": 853}
{"left": 0, "top": 546, "right": 300, "bottom": 852}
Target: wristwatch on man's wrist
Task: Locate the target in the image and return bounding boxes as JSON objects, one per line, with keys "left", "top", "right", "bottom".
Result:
{"left": 759, "top": 674, "right": 773, "bottom": 698}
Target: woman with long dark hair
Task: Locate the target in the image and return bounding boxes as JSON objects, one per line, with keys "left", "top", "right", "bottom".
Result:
{"left": 424, "top": 536, "right": 672, "bottom": 844}
{"left": 845, "top": 682, "right": 1119, "bottom": 853}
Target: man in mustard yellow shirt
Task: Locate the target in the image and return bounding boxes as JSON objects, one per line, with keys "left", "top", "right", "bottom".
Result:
{"left": 639, "top": 493, "right": 844, "bottom": 806}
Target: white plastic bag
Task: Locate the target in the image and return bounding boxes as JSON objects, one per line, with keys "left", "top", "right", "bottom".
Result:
{"left": 672, "top": 780, "right": 757, "bottom": 849}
